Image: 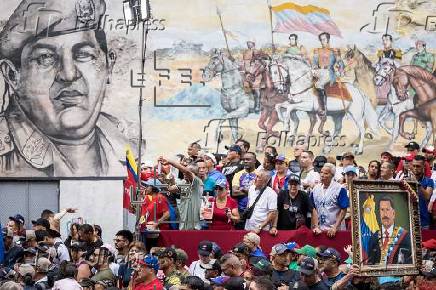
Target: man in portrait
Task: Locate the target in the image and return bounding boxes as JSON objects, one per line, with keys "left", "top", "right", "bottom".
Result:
{"left": 0, "top": 0, "right": 130, "bottom": 177}
{"left": 366, "top": 195, "right": 412, "bottom": 265}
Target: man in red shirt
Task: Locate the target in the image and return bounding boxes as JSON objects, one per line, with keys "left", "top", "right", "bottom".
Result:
{"left": 133, "top": 254, "right": 163, "bottom": 290}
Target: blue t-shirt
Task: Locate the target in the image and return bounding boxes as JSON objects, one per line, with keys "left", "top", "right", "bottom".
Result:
{"left": 418, "top": 177, "right": 434, "bottom": 227}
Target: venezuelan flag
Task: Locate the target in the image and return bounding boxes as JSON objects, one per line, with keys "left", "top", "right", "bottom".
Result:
{"left": 361, "top": 195, "right": 380, "bottom": 262}
{"left": 272, "top": 2, "right": 341, "bottom": 37}
{"left": 126, "top": 146, "right": 138, "bottom": 181}
{"left": 124, "top": 146, "right": 138, "bottom": 210}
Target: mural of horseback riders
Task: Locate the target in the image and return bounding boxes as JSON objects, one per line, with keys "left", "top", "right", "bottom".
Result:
{"left": 196, "top": 1, "right": 435, "bottom": 156}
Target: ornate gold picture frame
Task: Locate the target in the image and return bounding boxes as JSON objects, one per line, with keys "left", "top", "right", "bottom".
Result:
{"left": 349, "top": 180, "right": 422, "bottom": 276}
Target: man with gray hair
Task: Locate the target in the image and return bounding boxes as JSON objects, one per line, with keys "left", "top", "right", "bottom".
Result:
{"left": 244, "top": 170, "right": 278, "bottom": 236}
{"left": 311, "top": 163, "right": 349, "bottom": 238}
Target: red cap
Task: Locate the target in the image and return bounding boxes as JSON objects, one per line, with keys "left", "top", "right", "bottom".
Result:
{"left": 423, "top": 239, "right": 436, "bottom": 250}
{"left": 403, "top": 153, "right": 414, "bottom": 162}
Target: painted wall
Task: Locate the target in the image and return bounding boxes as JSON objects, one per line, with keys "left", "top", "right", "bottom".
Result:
{"left": 0, "top": 0, "right": 434, "bottom": 180}
{"left": 59, "top": 180, "right": 124, "bottom": 243}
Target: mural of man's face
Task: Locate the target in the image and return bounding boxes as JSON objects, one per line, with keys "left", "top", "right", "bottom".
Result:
{"left": 15, "top": 30, "right": 114, "bottom": 140}
{"left": 379, "top": 200, "right": 395, "bottom": 228}
{"left": 382, "top": 36, "right": 392, "bottom": 48}
{"left": 320, "top": 35, "right": 329, "bottom": 48}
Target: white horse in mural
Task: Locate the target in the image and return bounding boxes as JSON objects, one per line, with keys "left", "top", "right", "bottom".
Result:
{"left": 202, "top": 49, "right": 250, "bottom": 143}
{"left": 276, "top": 56, "right": 380, "bottom": 155}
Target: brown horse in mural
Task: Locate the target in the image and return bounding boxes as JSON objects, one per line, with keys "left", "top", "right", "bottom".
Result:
{"left": 246, "top": 57, "right": 288, "bottom": 137}
{"left": 395, "top": 66, "right": 436, "bottom": 146}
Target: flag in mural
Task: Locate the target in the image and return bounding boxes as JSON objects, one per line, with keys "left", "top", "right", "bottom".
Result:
{"left": 360, "top": 195, "right": 380, "bottom": 261}
{"left": 272, "top": 2, "right": 342, "bottom": 37}
{"left": 123, "top": 146, "right": 138, "bottom": 210}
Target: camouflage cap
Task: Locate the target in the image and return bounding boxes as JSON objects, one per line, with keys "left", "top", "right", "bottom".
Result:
{"left": 0, "top": 0, "right": 106, "bottom": 60}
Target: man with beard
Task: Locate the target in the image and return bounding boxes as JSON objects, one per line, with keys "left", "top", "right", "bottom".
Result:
{"left": 0, "top": 0, "right": 131, "bottom": 177}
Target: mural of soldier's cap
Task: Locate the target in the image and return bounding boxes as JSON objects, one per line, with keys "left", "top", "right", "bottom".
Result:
{"left": 0, "top": 0, "right": 106, "bottom": 61}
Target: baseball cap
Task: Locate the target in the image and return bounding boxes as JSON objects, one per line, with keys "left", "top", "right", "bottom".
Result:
{"left": 157, "top": 247, "right": 177, "bottom": 260}
{"left": 288, "top": 174, "right": 300, "bottom": 184}
{"left": 198, "top": 241, "right": 213, "bottom": 256}
{"left": 231, "top": 243, "right": 250, "bottom": 256}
{"left": 342, "top": 151, "right": 355, "bottom": 160}
{"left": 138, "top": 254, "right": 159, "bottom": 271}
{"left": 405, "top": 141, "right": 420, "bottom": 150}
{"left": 285, "top": 242, "right": 299, "bottom": 251}
{"left": 295, "top": 245, "right": 317, "bottom": 258}
{"left": 251, "top": 258, "right": 273, "bottom": 276}
{"left": 23, "top": 248, "right": 37, "bottom": 256}
{"left": 300, "top": 257, "right": 318, "bottom": 275}
{"left": 275, "top": 155, "right": 288, "bottom": 163}
{"left": 317, "top": 247, "right": 341, "bottom": 262}
{"left": 204, "top": 153, "right": 217, "bottom": 165}
{"left": 36, "top": 258, "right": 51, "bottom": 273}
{"left": 344, "top": 165, "right": 358, "bottom": 175}
{"left": 270, "top": 243, "right": 290, "bottom": 255}
{"left": 214, "top": 178, "right": 227, "bottom": 189}
{"left": 403, "top": 153, "right": 414, "bottom": 162}
{"left": 9, "top": 214, "right": 25, "bottom": 225}
{"left": 31, "top": 218, "right": 50, "bottom": 230}
{"left": 423, "top": 238, "right": 436, "bottom": 250}
{"left": 226, "top": 145, "right": 242, "bottom": 154}
{"left": 423, "top": 146, "right": 435, "bottom": 154}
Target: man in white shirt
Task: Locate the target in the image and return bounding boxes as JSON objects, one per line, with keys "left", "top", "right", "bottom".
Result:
{"left": 244, "top": 170, "right": 278, "bottom": 235}
{"left": 299, "top": 150, "right": 320, "bottom": 191}
{"left": 311, "top": 163, "right": 349, "bottom": 238}
{"left": 189, "top": 241, "right": 216, "bottom": 282}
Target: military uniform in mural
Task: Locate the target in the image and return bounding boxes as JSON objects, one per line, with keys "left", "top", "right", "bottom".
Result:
{"left": 0, "top": 0, "right": 131, "bottom": 177}
{"left": 312, "top": 32, "right": 344, "bottom": 119}
{"left": 411, "top": 41, "right": 434, "bottom": 73}
{"left": 376, "top": 34, "right": 402, "bottom": 61}
{"left": 243, "top": 41, "right": 270, "bottom": 113}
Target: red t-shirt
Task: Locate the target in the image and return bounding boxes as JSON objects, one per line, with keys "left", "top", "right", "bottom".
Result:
{"left": 134, "top": 278, "right": 164, "bottom": 290}
{"left": 140, "top": 194, "right": 170, "bottom": 230}
{"left": 209, "top": 196, "right": 238, "bottom": 230}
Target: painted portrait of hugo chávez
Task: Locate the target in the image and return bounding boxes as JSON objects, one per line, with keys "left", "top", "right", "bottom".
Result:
{"left": 350, "top": 180, "right": 422, "bottom": 277}
{"left": 0, "top": 0, "right": 135, "bottom": 177}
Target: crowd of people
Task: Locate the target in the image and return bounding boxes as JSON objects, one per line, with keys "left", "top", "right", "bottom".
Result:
{"left": 2, "top": 139, "right": 436, "bottom": 289}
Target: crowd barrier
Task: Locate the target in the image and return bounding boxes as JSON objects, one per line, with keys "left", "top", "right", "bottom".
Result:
{"left": 158, "top": 228, "right": 436, "bottom": 264}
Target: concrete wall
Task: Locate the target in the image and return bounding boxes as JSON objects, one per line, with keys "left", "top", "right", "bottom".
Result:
{"left": 59, "top": 180, "right": 124, "bottom": 244}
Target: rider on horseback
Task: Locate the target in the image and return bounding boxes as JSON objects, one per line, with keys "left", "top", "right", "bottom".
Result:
{"left": 312, "top": 32, "right": 344, "bottom": 120}
{"left": 243, "top": 40, "right": 270, "bottom": 113}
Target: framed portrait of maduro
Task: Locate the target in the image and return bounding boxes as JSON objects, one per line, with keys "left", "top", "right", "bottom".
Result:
{"left": 349, "top": 180, "right": 422, "bottom": 276}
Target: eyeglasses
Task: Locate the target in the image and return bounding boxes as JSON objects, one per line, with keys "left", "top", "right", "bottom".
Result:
{"left": 215, "top": 186, "right": 225, "bottom": 190}
{"left": 113, "top": 239, "right": 126, "bottom": 243}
